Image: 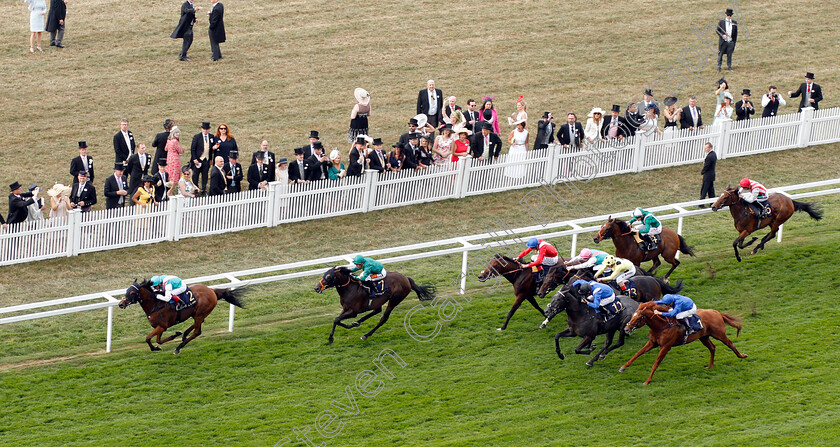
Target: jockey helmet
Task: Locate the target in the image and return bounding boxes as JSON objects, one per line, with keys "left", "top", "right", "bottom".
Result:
{"left": 577, "top": 281, "right": 592, "bottom": 296}
{"left": 604, "top": 255, "right": 617, "bottom": 267}
{"left": 739, "top": 178, "right": 751, "bottom": 188}
{"left": 352, "top": 255, "right": 366, "bottom": 265}
{"left": 526, "top": 238, "right": 540, "bottom": 248}
{"left": 633, "top": 207, "right": 643, "bottom": 217}
{"left": 150, "top": 275, "right": 165, "bottom": 287}
{"left": 579, "top": 248, "right": 592, "bottom": 259}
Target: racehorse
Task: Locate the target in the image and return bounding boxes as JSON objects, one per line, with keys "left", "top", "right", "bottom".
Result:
{"left": 477, "top": 254, "right": 545, "bottom": 331}
{"left": 711, "top": 187, "right": 823, "bottom": 262}
{"left": 315, "top": 266, "right": 436, "bottom": 344}
{"left": 594, "top": 217, "right": 695, "bottom": 281}
{"left": 620, "top": 301, "right": 748, "bottom": 385}
{"left": 539, "top": 287, "right": 639, "bottom": 366}
{"left": 537, "top": 264, "right": 683, "bottom": 303}
{"left": 118, "top": 279, "right": 246, "bottom": 354}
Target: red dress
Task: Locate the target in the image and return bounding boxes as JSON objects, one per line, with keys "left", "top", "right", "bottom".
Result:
{"left": 165, "top": 138, "right": 184, "bottom": 182}
{"left": 452, "top": 139, "right": 470, "bottom": 162}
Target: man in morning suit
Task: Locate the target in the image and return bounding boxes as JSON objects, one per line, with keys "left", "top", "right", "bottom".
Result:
{"left": 699, "top": 142, "right": 717, "bottom": 207}
{"left": 470, "top": 121, "right": 502, "bottom": 161}
{"left": 208, "top": 0, "right": 225, "bottom": 61}
{"left": 716, "top": 8, "right": 738, "bottom": 72}
{"left": 152, "top": 158, "right": 170, "bottom": 202}
{"left": 557, "top": 113, "right": 585, "bottom": 149}
{"left": 70, "top": 171, "right": 96, "bottom": 212}
{"left": 151, "top": 119, "right": 174, "bottom": 175}
{"left": 680, "top": 96, "right": 704, "bottom": 130}
{"left": 208, "top": 156, "right": 228, "bottom": 195}
{"left": 789, "top": 72, "right": 823, "bottom": 112}
{"left": 251, "top": 140, "right": 276, "bottom": 179}
{"left": 225, "top": 151, "right": 244, "bottom": 193}
{"left": 247, "top": 152, "right": 270, "bottom": 190}
{"left": 734, "top": 89, "right": 755, "bottom": 121}
{"left": 126, "top": 143, "right": 151, "bottom": 198}
{"left": 70, "top": 141, "right": 94, "bottom": 184}
{"left": 191, "top": 121, "right": 218, "bottom": 192}
{"left": 368, "top": 138, "right": 388, "bottom": 173}
{"left": 601, "top": 105, "right": 628, "bottom": 140}
{"left": 45, "top": 0, "right": 66, "bottom": 48}
{"left": 347, "top": 137, "right": 368, "bottom": 177}
{"left": 171, "top": 0, "right": 200, "bottom": 61}
{"left": 398, "top": 119, "right": 421, "bottom": 147}
{"left": 305, "top": 142, "right": 330, "bottom": 182}
{"left": 104, "top": 164, "right": 129, "bottom": 209}
{"left": 297, "top": 131, "right": 320, "bottom": 159}
{"left": 463, "top": 99, "right": 481, "bottom": 133}
{"left": 289, "top": 148, "right": 307, "bottom": 183}
{"left": 416, "top": 80, "right": 443, "bottom": 129}
{"left": 113, "top": 118, "right": 135, "bottom": 165}
{"left": 533, "top": 112, "right": 556, "bottom": 150}
{"left": 7, "top": 182, "right": 37, "bottom": 225}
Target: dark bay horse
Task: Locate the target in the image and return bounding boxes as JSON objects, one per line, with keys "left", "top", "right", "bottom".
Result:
{"left": 477, "top": 254, "right": 545, "bottom": 331}
{"left": 537, "top": 264, "right": 683, "bottom": 303}
{"left": 315, "top": 266, "right": 435, "bottom": 343}
{"left": 539, "top": 287, "right": 639, "bottom": 366}
{"left": 711, "top": 187, "right": 823, "bottom": 262}
{"left": 594, "top": 217, "right": 695, "bottom": 281}
{"left": 620, "top": 301, "right": 748, "bottom": 384}
{"left": 118, "top": 279, "right": 246, "bottom": 354}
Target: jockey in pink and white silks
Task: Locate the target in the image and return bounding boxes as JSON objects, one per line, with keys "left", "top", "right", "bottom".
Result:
{"left": 565, "top": 248, "right": 609, "bottom": 274}
{"left": 738, "top": 178, "right": 769, "bottom": 219}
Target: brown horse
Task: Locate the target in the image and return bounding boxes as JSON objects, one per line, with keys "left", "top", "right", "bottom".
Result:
{"left": 711, "top": 187, "right": 823, "bottom": 262}
{"left": 619, "top": 301, "right": 748, "bottom": 384}
{"left": 477, "top": 254, "right": 545, "bottom": 331}
{"left": 118, "top": 279, "right": 246, "bottom": 354}
{"left": 594, "top": 217, "right": 695, "bottom": 281}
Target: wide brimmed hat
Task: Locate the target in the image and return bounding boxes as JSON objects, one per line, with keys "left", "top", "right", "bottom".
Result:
{"left": 47, "top": 183, "right": 67, "bottom": 197}
{"left": 587, "top": 107, "right": 606, "bottom": 117}
{"left": 277, "top": 157, "right": 289, "bottom": 164}
{"left": 723, "top": 92, "right": 734, "bottom": 100}
{"left": 663, "top": 97, "right": 678, "bottom": 106}
{"left": 413, "top": 114, "right": 427, "bottom": 129}
{"left": 452, "top": 125, "right": 472, "bottom": 136}
{"left": 329, "top": 149, "right": 341, "bottom": 161}
{"left": 508, "top": 116, "right": 527, "bottom": 126}
{"left": 611, "top": 104, "right": 621, "bottom": 113}
{"left": 141, "top": 175, "right": 155, "bottom": 183}
{"left": 805, "top": 72, "right": 815, "bottom": 79}
{"left": 354, "top": 88, "right": 370, "bottom": 105}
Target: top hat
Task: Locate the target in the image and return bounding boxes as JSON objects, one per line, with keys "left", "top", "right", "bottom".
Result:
{"left": 201, "top": 121, "right": 211, "bottom": 129}
{"left": 309, "top": 130, "right": 320, "bottom": 139}
{"left": 407, "top": 132, "right": 420, "bottom": 140}
{"left": 408, "top": 118, "right": 419, "bottom": 126}
{"left": 312, "top": 141, "right": 324, "bottom": 150}
{"left": 643, "top": 89, "right": 654, "bottom": 97}
{"left": 611, "top": 104, "right": 621, "bottom": 113}
{"left": 805, "top": 72, "right": 815, "bottom": 79}
{"left": 294, "top": 147, "right": 304, "bottom": 155}
{"left": 113, "top": 163, "right": 124, "bottom": 170}
{"left": 158, "top": 157, "right": 167, "bottom": 166}
{"left": 229, "top": 151, "right": 239, "bottom": 159}
{"left": 254, "top": 151, "right": 264, "bottom": 160}
{"left": 372, "top": 137, "right": 383, "bottom": 145}
{"left": 542, "top": 111, "right": 551, "bottom": 119}
{"left": 482, "top": 109, "right": 493, "bottom": 120}
{"left": 78, "top": 141, "right": 87, "bottom": 149}
{"left": 741, "top": 89, "right": 751, "bottom": 96}
{"left": 725, "top": 8, "right": 734, "bottom": 16}
{"left": 8, "top": 181, "right": 22, "bottom": 191}
{"left": 355, "top": 136, "right": 367, "bottom": 145}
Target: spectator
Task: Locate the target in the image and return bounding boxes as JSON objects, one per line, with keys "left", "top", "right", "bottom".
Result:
{"left": 215, "top": 123, "right": 237, "bottom": 162}
{"left": 369, "top": 139, "right": 388, "bottom": 173}
{"left": 327, "top": 150, "right": 346, "bottom": 180}
{"left": 151, "top": 119, "right": 174, "bottom": 175}
{"left": 470, "top": 121, "right": 502, "bottom": 162}
{"left": 25, "top": 185, "right": 45, "bottom": 222}
{"left": 388, "top": 143, "right": 404, "bottom": 172}
{"left": 45, "top": 0, "right": 66, "bottom": 48}
{"left": 398, "top": 118, "right": 421, "bottom": 147}
{"left": 602, "top": 105, "right": 629, "bottom": 141}
{"left": 661, "top": 99, "right": 680, "bottom": 137}
{"left": 507, "top": 97, "right": 527, "bottom": 125}
{"left": 557, "top": 113, "right": 584, "bottom": 149}
{"left": 113, "top": 118, "right": 135, "bottom": 165}
{"left": 480, "top": 97, "right": 500, "bottom": 134}
{"left": 126, "top": 142, "right": 151, "bottom": 198}
{"left": 251, "top": 139, "right": 276, "bottom": 175}
{"left": 625, "top": 102, "right": 643, "bottom": 136}
{"left": 699, "top": 142, "right": 717, "bottom": 208}
{"left": 69, "top": 171, "right": 96, "bottom": 212}
{"left": 734, "top": 89, "right": 755, "bottom": 121}
{"left": 103, "top": 164, "right": 129, "bottom": 209}
{"left": 48, "top": 183, "right": 72, "bottom": 219}
{"left": 347, "top": 137, "right": 368, "bottom": 177}
{"left": 452, "top": 127, "right": 471, "bottom": 162}
{"left": 789, "top": 72, "right": 823, "bottom": 112}
{"left": 7, "top": 182, "right": 37, "bottom": 225}
{"left": 208, "top": 156, "right": 227, "bottom": 195}
{"left": 165, "top": 126, "right": 185, "bottom": 182}
{"left": 533, "top": 112, "right": 555, "bottom": 150}
{"left": 288, "top": 148, "right": 307, "bottom": 183}
{"left": 298, "top": 130, "right": 320, "bottom": 159}
{"left": 442, "top": 96, "right": 462, "bottom": 126}
{"left": 584, "top": 107, "right": 605, "bottom": 144}
{"left": 178, "top": 166, "right": 199, "bottom": 200}
{"left": 432, "top": 126, "right": 454, "bottom": 165}
{"left": 416, "top": 136, "right": 433, "bottom": 169}
{"left": 131, "top": 175, "right": 157, "bottom": 208}
{"left": 225, "top": 151, "right": 243, "bottom": 193}
{"left": 25, "top": 0, "right": 46, "bottom": 53}
{"left": 679, "top": 96, "right": 704, "bottom": 130}
{"left": 417, "top": 80, "right": 443, "bottom": 129}
{"left": 638, "top": 105, "right": 662, "bottom": 137}
{"left": 504, "top": 119, "right": 528, "bottom": 179}
{"left": 761, "top": 86, "right": 786, "bottom": 118}
{"left": 208, "top": 0, "right": 225, "bottom": 61}
{"left": 152, "top": 158, "right": 172, "bottom": 203}
{"left": 247, "top": 152, "right": 269, "bottom": 190}
{"left": 712, "top": 94, "right": 734, "bottom": 127}
{"left": 716, "top": 8, "right": 738, "bottom": 72}
{"left": 190, "top": 121, "right": 218, "bottom": 192}
{"left": 714, "top": 78, "right": 730, "bottom": 107}
{"left": 304, "top": 142, "right": 330, "bottom": 182}
{"left": 348, "top": 88, "right": 371, "bottom": 143}
{"left": 171, "top": 0, "right": 200, "bottom": 61}
{"left": 275, "top": 157, "right": 290, "bottom": 185}
{"left": 70, "top": 141, "right": 94, "bottom": 184}
{"left": 636, "top": 89, "right": 657, "bottom": 119}
{"left": 463, "top": 99, "right": 480, "bottom": 133}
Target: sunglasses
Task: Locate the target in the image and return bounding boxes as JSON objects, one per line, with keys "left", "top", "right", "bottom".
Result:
{"left": 219, "top": 127, "right": 227, "bottom": 130}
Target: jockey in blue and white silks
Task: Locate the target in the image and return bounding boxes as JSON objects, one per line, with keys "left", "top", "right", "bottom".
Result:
{"left": 655, "top": 294, "right": 697, "bottom": 321}
{"left": 150, "top": 275, "right": 187, "bottom": 304}
{"left": 573, "top": 279, "right": 616, "bottom": 311}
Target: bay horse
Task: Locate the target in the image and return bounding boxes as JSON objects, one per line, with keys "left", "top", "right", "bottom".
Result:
{"left": 118, "top": 279, "right": 246, "bottom": 354}
{"left": 477, "top": 254, "right": 545, "bottom": 331}
{"left": 539, "top": 287, "right": 639, "bottom": 366}
{"left": 537, "top": 264, "right": 683, "bottom": 303}
{"left": 620, "top": 301, "right": 748, "bottom": 385}
{"left": 594, "top": 217, "right": 695, "bottom": 281}
{"left": 315, "top": 266, "right": 436, "bottom": 344}
{"left": 711, "top": 187, "right": 823, "bottom": 262}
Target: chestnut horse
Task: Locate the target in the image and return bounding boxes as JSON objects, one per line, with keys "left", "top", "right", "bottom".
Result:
{"left": 619, "top": 301, "right": 748, "bottom": 384}
{"left": 118, "top": 279, "right": 246, "bottom": 354}
{"left": 477, "top": 254, "right": 546, "bottom": 331}
{"left": 711, "top": 187, "right": 823, "bottom": 262}
{"left": 594, "top": 217, "right": 695, "bottom": 281}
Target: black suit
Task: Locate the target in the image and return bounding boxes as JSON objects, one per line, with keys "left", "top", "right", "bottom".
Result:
{"left": 70, "top": 182, "right": 97, "bottom": 212}
{"left": 104, "top": 174, "right": 128, "bottom": 209}
{"left": 251, "top": 151, "right": 276, "bottom": 178}
{"left": 557, "top": 122, "right": 585, "bottom": 148}
{"left": 171, "top": 0, "right": 196, "bottom": 59}
{"left": 125, "top": 152, "right": 151, "bottom": 197}
{"left": 625, "top": 111, "right": 643, "bottom": 136}
{"left": 45, "top": 0, "right": 66, "bottom": 45}
{"left": 208, "top": 165, "right": 227, "bottom": 195}
{"left": 304, "top": 154, "right": 330, "bottom": 182}
{"left": 401, "top": 144, "right": 419, "bottom": 170}
{"left": 289, "top": 160, "right": 306, "bottom": 182}
{"left": 7, "top": 193, "right": 35, "bottom": 224}
{"left": 600, "top": 116, "right": 628, "bottom": 140}
{"left": 734, "top": 100, "right": 755, "bottom": 121}
{"left": 790, "top": 82, "right": 823, "bottom": 112}
{"left": 700, "top": 150, "right": 717, "bottom": 203}
{"left": 190, "top": 132, "right": 217, "bottom": 191}
{"left": 70, "top": 155, "right": 95, "bottom": 184}
{"left": 113, "top": 131, "right": 135, "bottom": 164}
{"left": 247, "top": 162, "right": 271, "bottom": 190}
{"left": 150, "top": 131, "right": 170, "bottom": 175}
{"left": 225, "top": 161, "right": 243, "bottom": 193}
{"left": 470, "top": 132, "right": 502, "bottom": 159}
{"left": 416, "top": 88, "right": 443, "bottom": 128}
{"left": 297, "top": 144, "right": 315, "bottom": 159}
{"left": 463, "top": 109, "right": 481, "bottom": 132}
{"left": 533, "top": 120, "right": 556, "bottom": 150}
{"left": 762, "top": 93, "right": 783, "bottom": 118}
{"left": 347, "top": 148, "right": 367, "bottom": 177}
{"left": 679, "top": 106, "right": 704, "bottom": 129}
{"left": 208, "top": 2, "right": 225, "bottom": 61}
{"left": 716, "top": 18, "right": 738, "bottom": 70}
{"left": 368, "top": 150, "right": 387, "bottom": 173}
{"left": 151, "top": 170, "right": 170, "bottom": 202}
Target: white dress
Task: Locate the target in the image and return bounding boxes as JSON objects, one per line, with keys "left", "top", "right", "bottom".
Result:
{"left": 26, "top": 0, "right": 46, "bottom": 32}
{"left": 504, "top": 128, "right": 528, "bottom": 179}
{"left": 712, "top": 104, "right": 733, "bottom": 127}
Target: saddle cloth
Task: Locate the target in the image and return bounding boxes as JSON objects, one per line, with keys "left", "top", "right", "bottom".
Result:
{"left": 175, "top": 287, "right": 197, "bottom": 311}
{"left": 600, "top": 299, "right": 624, "bottom": 321}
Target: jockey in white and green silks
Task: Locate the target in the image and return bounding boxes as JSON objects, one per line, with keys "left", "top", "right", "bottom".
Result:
{"left": 628, "top": 207, "right": 662, "bottom": 250}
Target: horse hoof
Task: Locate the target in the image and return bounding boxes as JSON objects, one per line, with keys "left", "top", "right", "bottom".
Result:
{"left": 328, "top": 338, "right": 334, "bottom": 344}
{"left": 539, "top": 323, "right": 547, "bottom": 329}
{"left": 585, "top": 361, "right": 594, "bottom": 367}
{"left": 619, "top": 367, "right": 625, "bottom": 373}
{"left": 497, "top": 328, "right": 503, "bottom": 331}
{"left": 360, "top": 335, "right": 368, "bottom": 341}
{"left": 174, "top": 331, "right": 182, "bottom": 337}
{"left": 350, "top": 322, "right": 361, "bottom": 328}
{"left": 173, "top": 349, "right": 180, "bottom": 355}
{"left": 598, "top": 355, "right": 606, "bottom": 361}
{"left": 150, "top": 346, "right": 161, "bottom": 352}
{"left": 556, "top": 352, "right": 565, "bottom": 360}
{"left": 643, "top": 381, "right": 651, "bottom": 385}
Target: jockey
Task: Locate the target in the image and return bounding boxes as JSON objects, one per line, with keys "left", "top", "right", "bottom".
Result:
{"left": 655, "top": 293, "right": 700, "bottom": 335}
{"left": 628, "top": 207, "right": 662, "bottom": 251}
{"left": 150, "top": 275, "right": 187, "bottom": 307}
{"left": 573, "top": 279, "right": 618, "bottom": 319}
{"left": 565, "top": 248, "right": 609, "bottom": 274}
{"left": 350, "top": 255, "right": 388, "bottom": 298}
{"left": 738, "top": 178, "right": 769, "bottom": 220}
{"left": 516, "top": 238, "right": 559, "bottom": 284}
{"left": 594, "top": 255, "right": 637, "bottom": 291}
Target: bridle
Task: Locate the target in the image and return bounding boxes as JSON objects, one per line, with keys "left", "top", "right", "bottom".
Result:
{"left": 122, "top": 283, "right": 141, "bottom": 306}
{"left": 318, "top": 273, "right": 355, "bottom": 292}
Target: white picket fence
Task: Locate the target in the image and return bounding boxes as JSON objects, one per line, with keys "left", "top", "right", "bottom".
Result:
{"left": 0, "top": 107, "right": 837, "bottom": 267}
{"left": 2, "top": 177, "right": 838, "bottom": 354}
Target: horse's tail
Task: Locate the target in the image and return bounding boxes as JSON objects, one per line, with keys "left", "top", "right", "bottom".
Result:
{"left": 214, "top": 286, "right": 247, "bottom": 308}
{"left": 677, "top": 235, "right": 696, "bottom": 257}
{"left": 720, "top": 312, "right": 742, "bottom": 337}
{"left": 657, "top": 278, "right": 684, "bottom": 295}
{"left": 792, "top": 200, "right": 823, "bottom": 220}
{"left": 409, "top": 277, "right": 436, "bottom": 302}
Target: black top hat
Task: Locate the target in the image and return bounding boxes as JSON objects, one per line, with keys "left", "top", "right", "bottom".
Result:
{"left": 725, "top": 8, "right": 734, "bottom": 16}
{"left": 355, "top": 136, "right": 367, "bottom": 145}
{"left": 158, "top": 157, "right": 167, "bottom": 166}
{"left": 741, "top": 89, "right": 751, "bottom": 96}
{"left": 372, "top": 137, "right": 383, "bottom": 145}
{"left": 408, "top": 132, "right": 420, "bottom": 139}
{"left": 309, "top": 130, "right": 320, "bottom": 139}
{"left": 201, "top": 121, "right": 211, "bottom": 129}
{"left": 294, "top": 147, "right": 304, "bottom": 155}
{"left": 254, "top": 152, "right": 264, "bottom": 160}
{"left": 805, "top": 72, "right": 815, "bottom": 79}
{"left": 611, "top": 104, "right": 621, "bottom": 113}
{"left": 229, "top": 151, "right": 239, "bottom": 159}
{"left": 312, "top": 141, "right": 324, "bottom": 150}
{"left": 9, "top": 181, "right": 22, "bottom": 191}
{"left": 542, "top": 111, "right": 551, "bottom": 119}
{"left": 482, "top": 109, "right": 493, "bottom": 120}
{"left": 164, "top": 119, "right": 174, "bottom": 130}
{"left": 408, "top": 118, "right": 419, "bottom": 126}
{"left": 643, "top": 89, "right": 654, "bottom": 97}
{"left": 480, "top": 121, "right": 493, "bottom": 131}
{"left": 663, "top": 97, "right": 678, "bottom": 106}
{"left": 141, "top": 175, "right": 155, "bottom": 183}
{"left": 277, "top": 157, "right": 289, "bottom": 164}
{"left": 113, "top": 163, "right": 124, "bottom": 170}
{"left": 78, "top": 141, "right": 87, "bottom": 149}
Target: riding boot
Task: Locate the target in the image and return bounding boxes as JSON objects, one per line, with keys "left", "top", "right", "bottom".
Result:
{"left": 638, "top": 241, "right": 646, "bottom": 252}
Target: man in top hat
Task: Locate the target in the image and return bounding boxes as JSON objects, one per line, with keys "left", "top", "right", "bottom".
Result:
{"left": 247, "top": 151, "right": 271, "bottom": 190}
{"left": 470, "top": 121, "right": 503, "bottom": 162}
{"left": 557, "top": 113, "right": 585, "bottom": 149}
{"left": 601, "top": 105, "right": 628, "bottom": 141}
{"left": 734, "top": 89, "right": 755, "bottom": 121}
{"left": 190, "top": 121, "right": 218, "bottom": 192}
{"left": 716, "top": 8, "right": 738, "bottom": 72}
{"left": 789, "top": 73, "right": 823, "bottom": 112}
{"left": 699, "top": 142, "right": 717, "bottom": 208}
{"left": 70, "top": 141, "right": 95, "bottom": 184}
{"left": 289, "top": 147, "right": 307, "bottom": 183}
{"left": 113, "top": 118, "right": 135, "bottom": 165}
{"left": 171, "top": 0, "right": 201, "bottom": 61}
{"left": 225, "top": 151, "right": 244, "bottom": 193}
{"left": 533, "top": 112, "right": 556, "bottom": 150}
{"left": 251, "top": 139, "right": 276, "bottom": 175}
{"left": 7, "top": 182, "right": 38, "bottom": 225}
{"left": 304, "top": 142, "right": 330, "bottom": 182}
{"left": 208, "top": 0, "right": 225, "bottom": 61}
{"left": 398, "top": 118, "right": 421, "bottom": 147}
{"left": 401, "top": 133, "right": 420, "bottom": 170}
{"left": 417, "top": 80, "right": 444, "bottom": 129}
{"left": 635, "top": 89, "right": 657, "bottom": 121}
{"left": 761, "top": 86, "right": 786, "bottom": 118}
{"left": 151, "top": 119, "right": 174, "bottom": 175}
{"left": 69, "top": 171, "right": 97, "bottom": 212}
{"left": 126, "top": 142, "right": 151, "bottom": 197}
{"left": 347, "top": 136, "right": 370, "bottom": 177}
{"left": 297, "top": 131, "right": 320, "bottom": 159}
{"left": 152, "top": 158, "right": 171, "bottom": 202}
{"left": 104, "top": 163, "right": 129, "bottom": 209}
{"left": 368, "top": 138, "right": 388, "bottom": 173}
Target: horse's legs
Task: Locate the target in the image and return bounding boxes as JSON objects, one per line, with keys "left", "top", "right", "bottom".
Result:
{"left": 588, "top": 331, "right": 615, "bottom": 366}
{"left": 732, "top": 235, "right": 745, "bottom": 262}
{"left": 361, "top": 303, "right": 396, "bottom": 341}
{"left": 699, "top": 336, "right": 716, "bottom": 369}
{"left": 329, "top": 309, "right": 357, "bottom": 344}
{"left": 643, "top": 345, "right": 673, "bottom": 385}
{"left": 661, "top": 257, "right": 680, "bottom": 282}
{"left": 752, "top": 223, "right": 780, "bottom": 254}
{"left": 174, "top": 317, "right": 205, "bottom": 354}
{"left": 619, "top": 338, "right": 656, "bottom": 372}
{"left": 713, "top": 332, "right": 748, "bottom": 359}
{"left": 499, "top": 294, "right": 526, "bottom": 331}
{"left": 554, "top": 331, "right": 570, "bottom": 360}
{"left": 350, "top": 308, "right": 382, "bottom": 328}
{"left": 574, "top": 335, "right": 596, "bottom": 355}
{"left": 156, "top": 329, "right": 183, "bottom": 345}
{"left": 600, "top": 330, "right": 627, "bottom": 360}
{"left": 648, "top": 256, "right": 661, "bottom": 274}
{"left": 526, "top": 296, "right": 546, "bottom": 317}
{"left": 146, "top": 326, "right": 165, "bottom": 351}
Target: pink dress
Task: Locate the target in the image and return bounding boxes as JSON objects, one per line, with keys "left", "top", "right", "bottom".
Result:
{"left": 165, "top": 139, "right": 184, "bottom": 182}
{"left": 433, "top": 135, "right": 455, "bottom": 164}
{"left": 481, "top": 109, "right": 500, "bottom": 134}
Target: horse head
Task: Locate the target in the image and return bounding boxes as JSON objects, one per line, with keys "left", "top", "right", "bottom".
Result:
{"left": 477, "top": 254, "right": 519, "bottom": 282}
{"left": 594, "top": 216, "right": 616, "bottom": 244}
{"left": 316, "top": 266, "right": 352, "bottom": 293}
{"left": 119, "top": 278, "right": 149, "bottom": 309}
{"left": 624, "top": 301, "right": 660, "bottom": 335}
{"left": 540, "top": 290, "right": 570, "bottom": 329}
{"left": 711, "top": 186, "right": 738, "bottom": 212}
{"left": 537, "top": 264, "right": 571, "bottom": 299}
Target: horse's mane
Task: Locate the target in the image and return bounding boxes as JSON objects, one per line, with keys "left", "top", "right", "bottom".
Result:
{"left": 493, "top": 253, "right": 517, "bottom": 264}
{"left": 332, "top": 266, "right": 352, "bottom": 275}
{"left": 613, "top": 218, "right": 632, "bottom": 232}
{"left": 136, "top": 278, "right": 152, "bottom": 290}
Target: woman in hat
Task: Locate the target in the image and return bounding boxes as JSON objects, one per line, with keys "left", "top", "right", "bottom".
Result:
{"left": 165, "top": 126, "right": 184, "bottom": 183}
{"left": 507, "top": 97, "right": 528, "bottom": 126}
{"left": 451, "top": 126, "right": 471, "bottom": 162}
{"left": 715, "top": 79, "right": 730, "bottom": 106}
{"left": 584, "top": 107, "right": 606, "bottom": 143}
{"left": 432, "top": 124, "right": 455, "bottom": 165}
{"left": 132, "top": 175, "right": 157, "bottom": 208}
{"left": 713, "top": 93, "right": 734, "bottom": 127}
{"left": 348, "top": 88, "right": 371, "bottom": 143}
{"left": 480, "top": 97, "right": 500, "bottom": 134}
{"left": 417, "top": 136, "right": 434, "bottom": 169}
{"left": 662, "top": 97, "right": 681, "bottom": 137}
{"left": 178, "top": 165, "right": 199, "bottom": 202}
{"left": 215, "top": 123, "right": 238, "bottom": 163}
{"left": 504, "top": 119, "right": 529, "bottom": 179}
{"left": 48, "top": 183, "right": 72, "bottom": 219}
{"left": 387, "top": 143, "right": 404, "bottom": 172}
{"left": 328, "top": 150, "right": 347, "bottom": 180}
{"left": 25, "top": 0, "right": 47, "bottom": 53}
{"left": 638, "top": 104, "right": 661, "bottom": 138}
{"left": 275, "top": 157, "right": 290, "bottom": 185}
